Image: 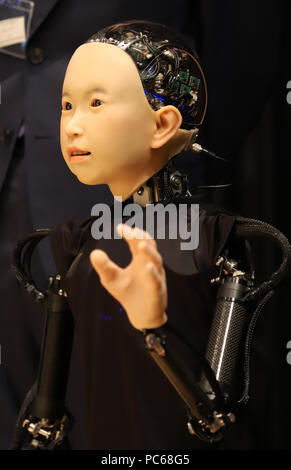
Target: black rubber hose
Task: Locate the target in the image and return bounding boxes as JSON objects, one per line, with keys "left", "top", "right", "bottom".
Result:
{"left": 10, "top": 229, "right": 51, "bottom": 302}
{"left": 233, "top": 217, "right": 291, "bottom": 303}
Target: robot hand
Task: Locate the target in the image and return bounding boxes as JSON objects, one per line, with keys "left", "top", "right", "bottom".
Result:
{"left": 90, "top": 223, "right": 168, "bottom": 330}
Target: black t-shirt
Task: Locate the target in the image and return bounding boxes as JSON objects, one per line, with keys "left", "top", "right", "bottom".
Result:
{"left": 50, "top": 200, "right": 251, "bottom": 450}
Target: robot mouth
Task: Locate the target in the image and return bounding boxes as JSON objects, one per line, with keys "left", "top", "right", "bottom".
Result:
{"left": 67, "top": 146, "right": 91, "bottom": 158}
{"left": 71, "top": 151, "right": 91, "bottom": 156}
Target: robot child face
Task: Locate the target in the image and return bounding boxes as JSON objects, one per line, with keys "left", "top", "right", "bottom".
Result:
{"left": 60, "top": 42, "right": 157, "bottom": 194}
{"left": 60, "top": 21, "right": 207, "bottom": 199}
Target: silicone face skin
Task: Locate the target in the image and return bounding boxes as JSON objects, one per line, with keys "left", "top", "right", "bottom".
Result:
{"left": 61, "top": 42, "right": 182, "bottom": 200}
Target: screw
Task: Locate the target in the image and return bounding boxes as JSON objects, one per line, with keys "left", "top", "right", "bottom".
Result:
{"left": 170, "top": 174, "right": 181, "bottom": 188}
{"left": 137, "top": 186, "right": 144, "bottom": 195}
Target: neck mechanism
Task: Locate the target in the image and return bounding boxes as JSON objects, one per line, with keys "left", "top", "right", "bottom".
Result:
{"left": 132, "top": 160, "right": 192, "bottom": 206}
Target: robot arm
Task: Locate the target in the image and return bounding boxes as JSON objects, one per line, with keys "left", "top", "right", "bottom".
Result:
{"left": 10, "top": 230, "right": 74, "bottom": 450}
{"left": 9, "top": 216, "right": 291, "bottom": 448}
{"left": 141, "top": 216, "right": 291, "bottom": 443}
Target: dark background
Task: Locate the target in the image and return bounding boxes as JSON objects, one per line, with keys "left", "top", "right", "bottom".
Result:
{"left": 0, "top": 0, "right": 290, "bottom": 450}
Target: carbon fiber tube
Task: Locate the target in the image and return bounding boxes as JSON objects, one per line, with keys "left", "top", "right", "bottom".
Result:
{"left": 202, "top": 276, "right": 250, "bottom": 401}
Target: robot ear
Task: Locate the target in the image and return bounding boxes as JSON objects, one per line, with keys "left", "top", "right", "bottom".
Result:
{"left": 151, "top": 105, "right": 182, "bottom": 150}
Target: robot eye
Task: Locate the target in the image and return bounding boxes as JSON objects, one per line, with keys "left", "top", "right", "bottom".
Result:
{"left": 63, "top": 102, "right": 72, "bottom": 111}
{"left": 91, "top": 99, "right": 103, "bottom": 107}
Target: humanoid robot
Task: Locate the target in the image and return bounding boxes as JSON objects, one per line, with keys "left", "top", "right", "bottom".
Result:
{"left": 10, "top": 21, "right": 291, "bottom": 450}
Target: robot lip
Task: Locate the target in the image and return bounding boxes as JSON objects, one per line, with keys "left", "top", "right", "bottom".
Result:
{"left": 67, "top": 146, "right": 91, "bottom": 157}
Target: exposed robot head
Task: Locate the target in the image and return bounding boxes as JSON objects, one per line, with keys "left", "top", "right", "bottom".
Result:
{"left": 85, "top": 20, "right": 207, "bottom": 130}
